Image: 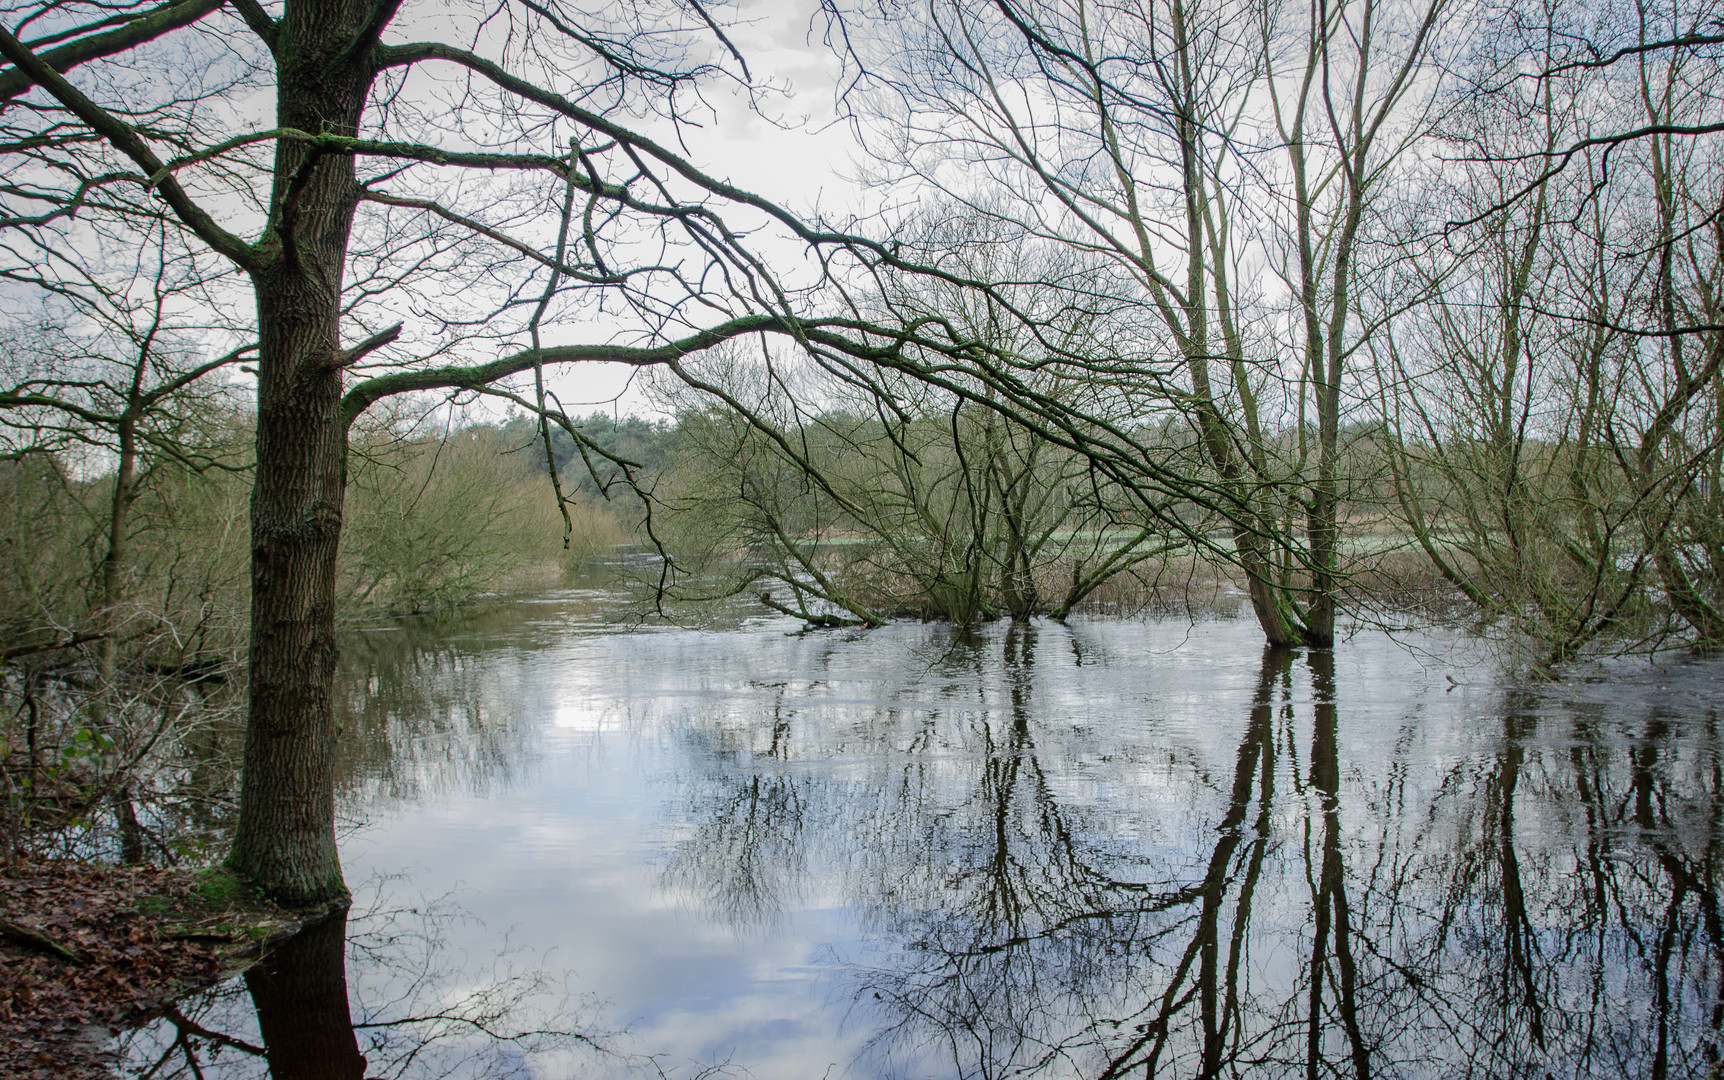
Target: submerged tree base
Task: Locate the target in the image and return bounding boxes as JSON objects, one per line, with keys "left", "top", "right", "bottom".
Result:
{"left": 0, "top": 859, "right": 323, "bottom": 1079}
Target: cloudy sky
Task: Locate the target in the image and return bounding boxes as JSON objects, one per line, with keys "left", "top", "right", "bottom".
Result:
{"left": 542, "top": 0, "right": 872, "bottom": 415}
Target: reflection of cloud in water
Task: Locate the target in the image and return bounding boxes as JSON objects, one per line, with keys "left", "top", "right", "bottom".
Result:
{"left": 553, "top": 697, "right": 627, "bottom": 733}
{"left": 118, "top": 875, "right": 615, "bottom": 1080}
{"left": 133, "top": 597, "right": 1724, "bottom": 1079}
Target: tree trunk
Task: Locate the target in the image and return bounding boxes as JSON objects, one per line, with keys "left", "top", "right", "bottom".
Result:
{"left": 91, "top": 412, "right": 137, "bottom": 739}
{"left": 1305, "top": 392, "right": 1340, "bottom": 649}
{"left": 1234, "top": 528, "right": 1302, "bottom": 649}
{"left": 226, "top": 0, "right": 377, "bottom": 906}
{"left": 96, "top": 414, "right": 135, "bottom": 697}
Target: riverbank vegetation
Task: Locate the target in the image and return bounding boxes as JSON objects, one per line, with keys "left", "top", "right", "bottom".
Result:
{"left": 0, "top": 403, "right": 627, "bottom": 863}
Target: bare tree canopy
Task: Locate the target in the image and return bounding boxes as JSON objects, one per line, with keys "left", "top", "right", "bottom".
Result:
{"left": 0, "top": 0, "right": 925, "bottom": 903}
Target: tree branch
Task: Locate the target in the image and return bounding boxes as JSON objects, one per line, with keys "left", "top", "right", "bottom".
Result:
{"left": 1448, "top": 121, "right": 1724, "bottom": 230}
{"left": 1541, "top": 30, "right": 1724, "bottom": 77}
{"left": 224, "top": 0, "right": 278, "bottom": 51}
{"left": 681, "top": 0, "right": 751, "bottom": 82}
{"left": 0, "top": 25, "right": 259, "bottom": 269}
{"left": 340, "top": 314, "right": 798, "bottom": 427}
{"left": 331, "top": 321, "right": 401, "bottom": 369}
{"left": 0, "top": 0, "right": 224, "bottom": 105}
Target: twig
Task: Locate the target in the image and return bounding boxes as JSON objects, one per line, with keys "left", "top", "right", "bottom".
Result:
{"left": 0, "top": 917, "right": 86, "bottom": 964}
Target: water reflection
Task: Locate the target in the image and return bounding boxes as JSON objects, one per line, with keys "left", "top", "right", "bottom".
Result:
{"left": 244, "top": 912, "right": 366, "bottom": 1080}
{"left": 652, "top": 623, "right": 1724, "bottom": 1078}
{"left": 807, "top": 633, "right": 1296, "bottom": 1079}
{"left": 122, "top": 884, "right": 605, "bottom": 1079}
{"left": 661, "top": 686, "right": 809, "bottom": 929}
{"left": 132, "top": 601, "right": 1724, "bottom": 1079}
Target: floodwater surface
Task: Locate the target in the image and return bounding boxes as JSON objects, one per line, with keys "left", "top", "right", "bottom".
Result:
{"left": 121, "top": 592, "right": 1724, "bottom": 1079}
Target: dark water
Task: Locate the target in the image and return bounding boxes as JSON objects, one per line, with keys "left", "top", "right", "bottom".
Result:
{"left": 120, "top": 592, "right": 1724, "bottom": 1079}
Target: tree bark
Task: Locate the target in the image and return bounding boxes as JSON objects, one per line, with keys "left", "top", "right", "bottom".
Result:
{"left": 226, "top": 0, "right": 381, "bottom": 906}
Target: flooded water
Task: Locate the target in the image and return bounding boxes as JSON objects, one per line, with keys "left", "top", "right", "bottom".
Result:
{"left": 120, "top": 591, "right": 1724, "bottom": 1079}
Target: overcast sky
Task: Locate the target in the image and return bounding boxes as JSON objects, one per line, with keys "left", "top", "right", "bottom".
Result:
{"left": 544, "top": 0, "right": 870, "bottom": 416}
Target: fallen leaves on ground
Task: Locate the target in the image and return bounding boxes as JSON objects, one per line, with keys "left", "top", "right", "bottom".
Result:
{"left": 0, "top": 858, "right": 298, "bottom": 1080}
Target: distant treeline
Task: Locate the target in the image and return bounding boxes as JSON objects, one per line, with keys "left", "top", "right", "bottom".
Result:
{"left": 0, "top": 374, "right": 1715, "bottom": 860}
{"left": 499, "top": 412, "right": 682, "bottom": 497}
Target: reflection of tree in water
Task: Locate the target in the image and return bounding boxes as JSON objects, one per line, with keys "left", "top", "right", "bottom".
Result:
{"left": 660, "top": 624, "right": 1274, "bottom": 1076}
{"left": 848, "top": 625, "right": 1247, "bottom": 1080}
{"left": 1098, "top": 657, "right": 1723, "bottom": 1080}
{"left": 660, "top": 625, "right": 1724, "bottom": 1079}
{"left": 120, "top": 881, "right": 607, "bottom": 1079}
{"left": 1400, "top": 693, "right": 1724, "bottom": 1079}
{"left": 121, "top": 613, "right": 556, "bottom": 860}
{"left": 336, "top": 625, "right": 546, "bottom": 806}
{"left": 837, "top": 635, "right": 1294, "bottom": 1080}
{"left": 661, "top": 691, "right": 813, "bottom": 928}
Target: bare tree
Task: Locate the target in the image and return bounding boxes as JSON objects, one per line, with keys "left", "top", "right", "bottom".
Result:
{"left": 2, "top": 220, "right": 251, "bottom": 672}
{"left": 825, "top": 0, "right": 1449, "bottom": 647}
{"left": 0, "top": 0, "right": 953, "bottom": 903}
{"left": 658, "top": 221, "right": 1179, "bottom": 627}
{"left": 1259, "top": 0, "right": 1451, "bottom": 645}
{"left": 1375, "top": 0, "right": 1724, "bottom": 660}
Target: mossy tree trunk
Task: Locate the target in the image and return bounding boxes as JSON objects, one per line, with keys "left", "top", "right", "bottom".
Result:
{"left": 225, "top": 0, "right": 388, "bottom": 906}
